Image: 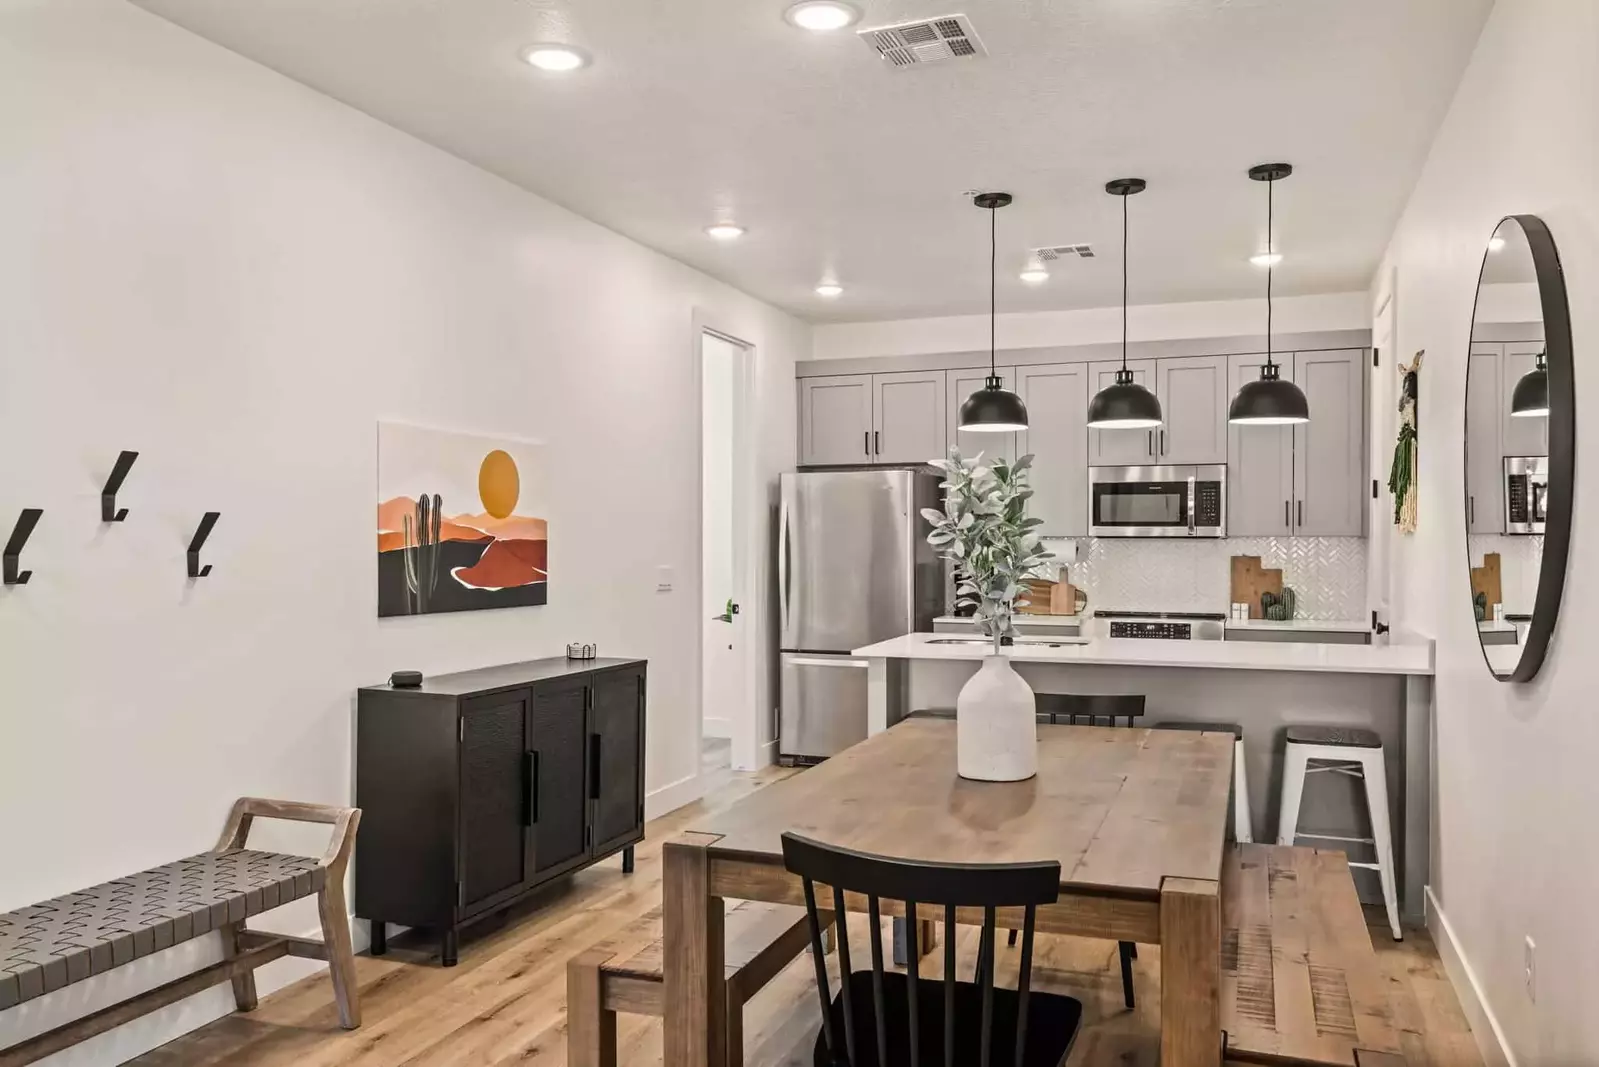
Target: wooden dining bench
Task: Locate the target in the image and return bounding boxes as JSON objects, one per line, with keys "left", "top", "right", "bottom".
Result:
{"left": 1220, "top": 843, "right": 1405, "bottom": 1067}
{"left": 567, "top": 900, "right": 829, "bottom": 1067}
{"left": 0, "top": 798, "right": 361, "bottom": 1067}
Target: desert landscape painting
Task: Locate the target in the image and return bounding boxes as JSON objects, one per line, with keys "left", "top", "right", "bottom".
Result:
{"left": 377, "top": 422, "right": 548, "bottom": 617}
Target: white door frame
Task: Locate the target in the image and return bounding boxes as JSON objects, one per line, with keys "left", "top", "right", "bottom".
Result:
{"left": 1369, "top": 272, "right": 1398, "bottom": 633}
{"left": 693, "top": 311, "right": 765, "bottom": 775}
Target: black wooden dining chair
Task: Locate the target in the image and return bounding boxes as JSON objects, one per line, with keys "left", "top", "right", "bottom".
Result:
{"left": 1011, "top": 693, "right": 1143, "bottom": 1011}
{"left": 781, "top": 832, "right": 1083, "bottom": 1067}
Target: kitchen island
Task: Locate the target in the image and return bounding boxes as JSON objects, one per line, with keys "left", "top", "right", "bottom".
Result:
{"left": 852, "top": 631, "right": 1435, "bottom": 920}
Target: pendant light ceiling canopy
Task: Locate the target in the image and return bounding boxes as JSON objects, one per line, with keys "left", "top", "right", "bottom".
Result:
{"left": 1229, "top": 163, "right": 1310, "bottom": 425}
{"left": 1510, "top": 350, "right": 1549, "bottom": 417}
{"left": 958, "top": 192, "right": 1029, "bottom": 433}
{"left": 1087, "top": 178, "right": 1163, "bottom": 430}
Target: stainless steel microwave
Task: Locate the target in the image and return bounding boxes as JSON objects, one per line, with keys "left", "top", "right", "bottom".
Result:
{"left": 1089, "top": 464, "right": 1227, "bottom": 538}
{"left": 1504, "top": 456, "right": 1548, "bottom": 534}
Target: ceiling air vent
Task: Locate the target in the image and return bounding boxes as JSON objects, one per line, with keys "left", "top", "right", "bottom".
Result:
{"left": 859, "top": 14, "right": 986, "bottom": 68}
{"left": 1033, "top": 244, "right": 1096, "bottom": 261}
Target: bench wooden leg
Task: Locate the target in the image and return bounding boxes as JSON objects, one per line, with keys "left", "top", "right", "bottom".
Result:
{"left": 317, "top": 874, "right": 361, "bottom": 1029}
{"left": 218, "top": 922, "right": 258, "bottom": 1012}
{"left": 568, "top": 950, "right": 618, "bottom": 1067}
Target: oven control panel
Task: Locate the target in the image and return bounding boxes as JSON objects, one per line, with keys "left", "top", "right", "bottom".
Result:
{"left": 1110, "top": 620, "right": 1192, "bottom": 640}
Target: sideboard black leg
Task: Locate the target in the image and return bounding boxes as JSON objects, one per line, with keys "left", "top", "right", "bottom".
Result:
{"left": 441, "top": 928, "right": 459, "bottom": 967}
{"left": 369, "top": 920, "right": 387, "bottom": 956}
{"left": 621, "top": 845, "right": 635, "bottom": 874}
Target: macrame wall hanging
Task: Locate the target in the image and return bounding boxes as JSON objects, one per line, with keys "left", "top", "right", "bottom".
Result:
{"left": 1388, "top": 350, "right": 1423, "bottom": 533}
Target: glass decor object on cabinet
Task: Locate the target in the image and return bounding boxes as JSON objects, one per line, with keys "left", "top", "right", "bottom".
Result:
{"left": 1087, "top": 178, "right": 1163, "bottom": 429}
{"left": 1228, "top": 164, "right": 1311, "bottom": 425}
{"left": 958, "top": 192, "right": 1029, "bottom": 433}
{"left": 1464, "top": 215, "right": 1574, "bottom": 682}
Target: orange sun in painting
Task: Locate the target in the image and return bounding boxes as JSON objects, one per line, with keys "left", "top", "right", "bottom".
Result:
{"left": 478, "top": 449, "right": 520, "bottom": 519}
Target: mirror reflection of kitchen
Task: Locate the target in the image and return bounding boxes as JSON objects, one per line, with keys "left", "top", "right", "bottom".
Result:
{"left": 1466, "top": 217, "right": 1546, "bottom": 665}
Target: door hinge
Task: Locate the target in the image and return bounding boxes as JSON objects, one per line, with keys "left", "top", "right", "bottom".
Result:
{"left": 1372, "top": 478, "right": 1379, "bottom": 499}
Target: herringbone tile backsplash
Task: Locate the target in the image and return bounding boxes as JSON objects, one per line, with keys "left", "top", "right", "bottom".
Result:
{"left": 1059, "top": 537, "right": 1369, "bottom": 620}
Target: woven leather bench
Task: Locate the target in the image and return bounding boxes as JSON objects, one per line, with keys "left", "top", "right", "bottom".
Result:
{"left": 567, "top": 900, "right": 830, "bottom": 1067}
{"left": 1221, "top": 843, "right": 1405, "bottom": 1067}
{"left": 0, "top": 798, "right": 361, "bottom": 1067}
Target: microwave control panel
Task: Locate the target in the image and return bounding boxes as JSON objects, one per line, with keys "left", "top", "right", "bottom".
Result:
{"left": 1193, "top": 482, "right": 1223, "bottom": 527}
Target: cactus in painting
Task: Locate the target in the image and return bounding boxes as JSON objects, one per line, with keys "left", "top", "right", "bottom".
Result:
{"left": 403, "top": 493, "right": 443, "bottom": 613}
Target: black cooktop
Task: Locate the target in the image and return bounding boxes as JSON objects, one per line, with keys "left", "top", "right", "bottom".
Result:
{"left": 1093, "top": 610, "right": 1227, "bottom": 621}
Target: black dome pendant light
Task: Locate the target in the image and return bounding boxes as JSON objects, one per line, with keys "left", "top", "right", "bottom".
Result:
{"left": 1229, "top": 163, "right": 1310, "bottom": 425}
{"left": 1087, "top": 178, "right": 1163, "bottom": 429}
{"left": 1510, "top": 351, "right": 1549, "bottom": 417}
{"left": 958, "top": 192, "right": 1029, "bottom": 433}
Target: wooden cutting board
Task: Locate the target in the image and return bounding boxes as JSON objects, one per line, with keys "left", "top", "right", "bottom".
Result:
{"left": 1019, "top": 570, "right": 1080, "bottom": 616}
{"left": 1470, "top": 552, "right": 1502, "bottom": 610}
{"left": 1230, "top": 556, "right": 1283, "bottom": 620}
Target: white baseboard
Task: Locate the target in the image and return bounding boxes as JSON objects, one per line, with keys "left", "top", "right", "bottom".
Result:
{"left": 1426, "top": 886, "right": 1518, "bottom": 1067}
{"left": 645, "top": 771, "right": 703, "bottom": 821}
{"left": 702, "top": 716, "right": 733, "bottom": 739}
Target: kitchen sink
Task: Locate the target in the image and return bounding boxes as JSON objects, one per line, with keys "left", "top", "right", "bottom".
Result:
{"left": 925, "top": 636, "right": 1090, "bottom": 647}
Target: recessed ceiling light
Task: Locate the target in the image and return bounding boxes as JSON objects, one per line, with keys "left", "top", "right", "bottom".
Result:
{"left": 521, "top": 44, "right": 590, "bottom": 72}
{"left": 1019, "top": 268, "right": 1049, "bottom": 284}
{"left": 705, "top": 223, "right": 746, "bottom": 241}
{"left": 1250, "top": 252, "right": 1283, "bottom": 267}
{"left": 1488, "top": 235, "right": 1506, "bottom": 252}
{"left": 815, "top": 282, "right": 844, "bottom": 298}
{"left": 784, "top": 0, "right": 861, "bottom": 31}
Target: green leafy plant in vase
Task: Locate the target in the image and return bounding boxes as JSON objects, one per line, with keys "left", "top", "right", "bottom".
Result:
{"left": 922, "top": 449, "right": 1055, "bottom": 781}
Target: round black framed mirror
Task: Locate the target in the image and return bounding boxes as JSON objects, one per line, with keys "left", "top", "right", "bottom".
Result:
{"left": 1464, "top": 215, "right": 1574, "bottom": 682}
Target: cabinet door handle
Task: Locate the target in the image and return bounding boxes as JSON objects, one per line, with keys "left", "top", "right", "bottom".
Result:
{"left": 863, "top": 430, "right": 870, "bottom": 456}
{"left": 588, "top": 734, "right": 601, "bottom": 800}
{"left": 1297, "top": 500, "right": 1304, "bottom": 528}
{"left": 874, "top": 430, "right": 880, "bottom": 455}
{"left": 1469, "top": 495, "right": 1475, "bottom": 524}
{"left": 524, "top": 751, "right": 539, "bottom": 826}
{"left": 1159, "top": 429, "right": 1166, "bottom": 456}
{"left": 1146, "top": 430, "right": 1153, "bottom": 456}
{"left": 1284, "top": 500, "right": 1290, "bottom": 530}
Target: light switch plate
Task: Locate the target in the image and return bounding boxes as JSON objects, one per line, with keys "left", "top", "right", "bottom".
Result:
{"left": 656, "top": 565, "right": 674, "bottom": 593}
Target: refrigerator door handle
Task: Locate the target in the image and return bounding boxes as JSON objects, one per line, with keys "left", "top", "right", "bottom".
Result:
{"left": 778, "top": 495, "right": 791, "bottom": 636}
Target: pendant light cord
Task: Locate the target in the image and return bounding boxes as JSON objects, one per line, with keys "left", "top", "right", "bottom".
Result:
{"left": 1121, "top": 190, "right": 1129, "bottom": 371}
{"left": 989, "top": 202, "right": 997, "bottom": 375}
{"left": 1265, "top": 176, "right": 1275, "bottom": 369}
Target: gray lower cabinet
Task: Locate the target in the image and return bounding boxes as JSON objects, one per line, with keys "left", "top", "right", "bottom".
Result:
{"left": 355, "top": 658, "right": 647, "bottom": 966}
{"left": 873, "top": 370, "right": 946, "bottom": 464}
{"left": 947, "top": 367, "right": 1015, "bottom": 464}
{"left": 799, "top": 375, "right": 873, "bottom": 465}
{"left": 1227, "top": 353, "right": 1295, "bottom": 535}
{"left": 1087, "top": 359, "right": 1159, "bottom": 465}
{"left": 1466, "top": 346, "right": 1505, "bottom": 533}
{"left": 1292, "top": 349, "right": 1366, "bottom": 536}
{"left": 1017, "top": 363, "right": 1088, "bottom": 535}
{"left": 1155, "top": 355, "right": 1228, "bottom": 465}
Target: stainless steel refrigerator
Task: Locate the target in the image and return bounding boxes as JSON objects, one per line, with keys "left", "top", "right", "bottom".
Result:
{"left": 777, "top": 469, "right": 944, "bottom": 764}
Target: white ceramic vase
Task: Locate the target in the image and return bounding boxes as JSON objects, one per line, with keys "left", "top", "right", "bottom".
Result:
{"left": 956, "top": 654, "right": 1038, "bottom": 782}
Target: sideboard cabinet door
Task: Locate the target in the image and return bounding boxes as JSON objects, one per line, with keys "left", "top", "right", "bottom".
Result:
{"left": 458, "top": 692, "right": 531, "bottom": 916}
{"left": 589, "top": 665, "right": 647, "bottom": 855}
{"left": 528, "top": 677, "right": 590, "bottom": 881}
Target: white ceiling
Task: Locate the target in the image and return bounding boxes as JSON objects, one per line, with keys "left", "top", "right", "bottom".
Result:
{"left": 131, "top": 0, "right": 1491, "bottom": 323}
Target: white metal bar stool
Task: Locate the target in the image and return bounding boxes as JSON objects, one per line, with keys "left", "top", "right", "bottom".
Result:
{"left": 1277, "top": 725, "right": 1402, "bottom": 941}
{"left": 1153, "top": 721, "right": 1253, "bottom": 844}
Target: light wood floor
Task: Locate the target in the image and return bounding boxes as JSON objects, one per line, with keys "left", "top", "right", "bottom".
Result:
{"left": 133, "top": 758, "right": 1484, "bottom": 1067}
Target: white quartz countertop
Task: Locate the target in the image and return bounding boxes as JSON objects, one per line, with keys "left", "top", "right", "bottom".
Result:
{"left": 853, "top": 631, "right": 1434, "bottom": 676}
{"left": 1223, "top": 618, "right": 1371, "bottom": 633}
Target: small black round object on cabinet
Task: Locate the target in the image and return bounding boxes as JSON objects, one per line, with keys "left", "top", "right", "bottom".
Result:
{"left": 389, "top": 670, "right": 423, "bottom": 689}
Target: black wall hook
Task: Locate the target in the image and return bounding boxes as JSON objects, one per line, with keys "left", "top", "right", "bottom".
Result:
{"left": 4, "top": 509, "right": 43, "bottom": 586}
{"left": 101, "top": 451, "right": 139, "bottom": 522}
{"left": 187, "top": 512, "right": 219, "bottom": 578}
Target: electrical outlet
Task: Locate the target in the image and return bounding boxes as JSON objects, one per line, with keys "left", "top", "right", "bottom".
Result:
{"left": 1524, "top": 935, "right": 1536, "bottom": 1002}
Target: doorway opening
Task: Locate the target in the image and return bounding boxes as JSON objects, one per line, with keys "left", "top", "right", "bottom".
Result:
{"left": 699, "top": 327, "right": 758, "bottom": 780}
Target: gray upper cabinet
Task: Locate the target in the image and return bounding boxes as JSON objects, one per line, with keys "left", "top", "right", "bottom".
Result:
{"left": 1017, "top": 364, "right": 1088, "bottom": 536}
{"left": 1500, "top": 342, "right": 1549, "bottom": 458}
{"left": 946, "top": 368, "right": 1015, "bottom": 465}
{"left": 1087, "top": 359, "right": 1158, "bottom": 466}
{"left": 799, "top": 375, "right": 873, "bottom": 466}
{"left": 1155, "top": 355, "right": 1229, "bottom": 464}
{"left": 1227, "top": 354, "right": 1295, "bottom": 536}
{"left": 872, "top": 371, "right": 946, "bottom": 464}
{"left": 1292, "top": 349, "right": 1366, "bottom": 536}
{"left": 1466, "top": 345, "right": 1506, "bottom": 533}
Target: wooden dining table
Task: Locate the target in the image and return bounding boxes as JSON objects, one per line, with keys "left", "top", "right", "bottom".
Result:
{"left": 661, "top": 716, "right": 1236, "bottom": 1067}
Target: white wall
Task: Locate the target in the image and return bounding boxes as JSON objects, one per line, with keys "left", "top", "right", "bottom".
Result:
{"left": 810, "top": 291, "right": 1369, "bottom": 360}
{"left": 0, "top": 1, "right": 803, "bottom": 1061}
{"left": 1374, "top": 2, "right": 1598, "bottom": 1063}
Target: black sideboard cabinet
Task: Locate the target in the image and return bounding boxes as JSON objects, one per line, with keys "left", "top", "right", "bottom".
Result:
{"left": 355, "top": 657, "right": 646, "bottom": 965}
